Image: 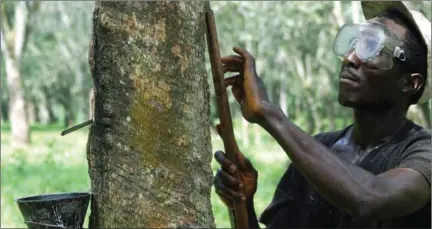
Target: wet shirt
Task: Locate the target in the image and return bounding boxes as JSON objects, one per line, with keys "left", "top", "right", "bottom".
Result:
{"left": 259, "top": 120, "right": 431, "bottom": 228}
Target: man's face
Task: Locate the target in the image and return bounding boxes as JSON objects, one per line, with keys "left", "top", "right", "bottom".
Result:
{"left": 337, "top": 17, "right": 409, "bottom": 109}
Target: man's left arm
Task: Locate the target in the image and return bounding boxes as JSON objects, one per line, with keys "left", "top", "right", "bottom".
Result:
{"left": 259, "top": 105, "right": 431, "bottom": 222}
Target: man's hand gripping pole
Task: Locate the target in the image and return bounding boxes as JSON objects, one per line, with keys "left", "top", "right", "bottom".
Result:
{"left": 205, "top": 8, "right": 249, "bottom": 229}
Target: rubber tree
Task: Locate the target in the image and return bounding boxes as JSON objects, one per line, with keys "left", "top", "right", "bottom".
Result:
{"left": 86, "top": 1, "right": 215, "bottom": 227}
{"left": 1, "top": 1, "right": 40, "bottom": 146}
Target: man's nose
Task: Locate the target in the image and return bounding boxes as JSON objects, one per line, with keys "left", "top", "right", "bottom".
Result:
{"left": 343, "top": 50, "right": 362, "bottom": 68}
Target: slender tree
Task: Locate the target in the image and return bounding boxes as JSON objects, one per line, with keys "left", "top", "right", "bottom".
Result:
{"left": 1, "top": 1, "right": 40, "bottom": 146}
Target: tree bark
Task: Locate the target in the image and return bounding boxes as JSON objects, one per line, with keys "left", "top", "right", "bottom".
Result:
{"left": 86, "top": 1, "right": 215, "bottom": 228}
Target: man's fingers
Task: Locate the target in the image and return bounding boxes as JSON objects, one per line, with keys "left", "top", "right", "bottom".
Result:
{"left": 215, "top": 188, "right": 234, "bottom": 203}
{"left": 224, "top": 74, "right": 242, "bottom": 87}
{"left": 219, "top": 169, "right": 242, "bottom": 191}
{"left": 235, "top": 151, "right": 247, "bottom": 171}
{"left": 244, "top": 158, "right": 257, "bottom": 174}
{"left": 221, "top": 55, "right": 243, "bottom": 64}
{"left": 240, "top": 157, "right": 257, "bottom": 177}
{"left": 235, "top": 151, "right": 256, "bottom": 176}
{"left": 215, "top": 181, "right": 245, "bottom": 202}
{"left": 231, "top": 86, "right": 245, "bottom": 105}
{"left": 232, "top": 46, "right": 251, "bottom": 58}
{"left": 232, "top": 46, "right": 254, "bottom": 66}
{"left": 214, "top": 171, "right": 244, "bottom": 202}
{"left": 214, "top": 151, "right": 237, "bottom": 174}
{"left": 222, "top": 65, "right": 242, "bottom": 74}
{"left": 223, "top": 75, "right": 245, "bottom": 104}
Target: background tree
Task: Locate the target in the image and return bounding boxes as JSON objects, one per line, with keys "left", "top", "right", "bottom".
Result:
{"left": 2, "top": 1, "right": 430, "bottom": 143}
{"left": 86, "top": 1, "right": 215, "bottom": 227}
{"left": 21, "top": 1, "right": 94, "bottom": 127}
{"left": 1, "top": 1, "right": 40, "bottom": 146}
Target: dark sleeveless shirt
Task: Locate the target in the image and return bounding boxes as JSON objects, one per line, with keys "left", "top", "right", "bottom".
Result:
{"left": 259, "top": 120, "right": 431, "bottom": 228}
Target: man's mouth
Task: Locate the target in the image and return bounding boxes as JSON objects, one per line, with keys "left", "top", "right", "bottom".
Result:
{"left": 339, "top": 70, "right": 360, "bottom": 84}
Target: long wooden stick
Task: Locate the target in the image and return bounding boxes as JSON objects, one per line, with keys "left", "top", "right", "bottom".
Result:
{"left": 204, "top": 8, "right": 249, "bottom": 229}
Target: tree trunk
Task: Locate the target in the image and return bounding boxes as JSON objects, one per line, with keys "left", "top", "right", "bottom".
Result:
{"left": 279, "top": 82, "right": 287, "bottom": 117}
{"left": 1, "top": 1, "right": 40, "bottom": 146}
{"left": 5, "top": 56, "right": 30, "bottom": 145}
{"left": 86, "top": 1, "right": 215, "bottom": 228}
{"left": 1, "top": 98, "right": 8, "bottom": 123}
{"left": 26, "top": 100, "right": 36, "bottom": 124}
{"left": 253, "top": 124, "right": 262, "bottom": 146}
{"left": 327, "top": 98, "right": 335, "bottom": 131}
{"left": 407, "top": 104, "right": 428, "bottom": 128}
{"left": 44, "top": 95, "right": 58, "bottom": 124}
{"left": 331, "top": 1, "right": 345, "bottom": 27}
{"left": 305, "top": 96, "right": 316, "bottom": 134}
{"left": 47, "top": 103, "right": 57, "bottom": 124}
{"left": 34, "top": 104, "right": 41, "bottom": 123}
{"left": 0, "top": 99, "right": 3, "bottom": 125}
{"left": 295, "top": 99, "right": 301, "bottom": 121}
{"left": 62, "top": 102, "right": 75, "bottom": 128}
{"left": 351, "top": 1, "right": 360, "bottom": 23}
{"left": 419, "top": 102, "right": 431, "bottom": 129}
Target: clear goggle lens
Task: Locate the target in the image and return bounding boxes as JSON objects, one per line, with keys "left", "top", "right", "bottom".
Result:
{"left": 333, "top": 23, "right": 400, "bottom": 70}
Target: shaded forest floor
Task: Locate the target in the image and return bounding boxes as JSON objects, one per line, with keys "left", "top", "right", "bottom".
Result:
{"left": 1, "top": 124, "right": 288, "bottom": 228}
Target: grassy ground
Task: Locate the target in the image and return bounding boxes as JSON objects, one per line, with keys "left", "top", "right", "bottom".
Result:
{"left": 1, "top": 124, "right": 289, "bottom": 228}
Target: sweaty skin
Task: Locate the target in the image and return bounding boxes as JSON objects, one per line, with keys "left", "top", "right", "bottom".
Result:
{"left": 213, "top": 17, "right": 430, "bottom": 228}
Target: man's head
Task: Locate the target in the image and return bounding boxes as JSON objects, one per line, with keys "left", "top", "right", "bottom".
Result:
{"left": 335, "top": 2, "right": 430, "bottom": 110}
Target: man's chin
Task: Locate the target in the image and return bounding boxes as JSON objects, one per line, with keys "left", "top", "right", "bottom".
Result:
{"left": 338, "top": 95, "right": 357, "bottom": 108}
{"left": 338, "top": 96, "right": 394, "bottom": 110}
{"left": 337, "top": 97, "right": 371, "bottom": 109}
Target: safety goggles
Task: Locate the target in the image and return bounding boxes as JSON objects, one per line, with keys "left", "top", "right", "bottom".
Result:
{"left": 333, "top": 21, "right": 410, "bottom": 70}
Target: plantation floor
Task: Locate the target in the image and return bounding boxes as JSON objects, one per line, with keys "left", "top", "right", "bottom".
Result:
{"left": 1, "top": 125, "right": 289, "bottom": 228}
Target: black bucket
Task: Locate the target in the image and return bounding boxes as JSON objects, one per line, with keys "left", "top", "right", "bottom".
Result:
{"left": 16, "top": 192, "right": 91, "bottom": 229}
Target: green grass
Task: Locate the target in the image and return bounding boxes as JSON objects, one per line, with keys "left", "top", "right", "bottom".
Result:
{"left": 1, "top": 124, "right": 289, "bottom": 228}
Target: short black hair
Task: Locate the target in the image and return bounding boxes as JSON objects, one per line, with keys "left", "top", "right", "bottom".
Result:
{"left": 377, "top": 10, "right": 428, "bottom": 104}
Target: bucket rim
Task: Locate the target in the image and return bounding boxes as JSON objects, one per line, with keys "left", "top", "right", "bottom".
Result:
{"left": 24, "top": 221, "right": 73, "bottom": 228}
{"left": 15, "top": 191, "right": 91, "bottom": 203}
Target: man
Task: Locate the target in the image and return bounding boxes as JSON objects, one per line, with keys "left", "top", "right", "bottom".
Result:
{"left": 213, "top": 1, "right": 431, "bottom": 228}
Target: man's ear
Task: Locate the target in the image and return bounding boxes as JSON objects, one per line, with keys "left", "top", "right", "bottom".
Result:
{"left": 402, "top": 73, "right": 424, "bottom": 95}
